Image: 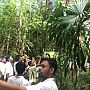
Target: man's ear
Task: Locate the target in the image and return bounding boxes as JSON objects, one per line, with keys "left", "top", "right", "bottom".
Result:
{"left": 50, "top": 68, "right": 54, "bottom": 74}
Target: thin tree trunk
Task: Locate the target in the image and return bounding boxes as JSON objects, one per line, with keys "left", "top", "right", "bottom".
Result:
{"left": 6, "top": 33, "right": 10, "bottom": 54}
{"left": 17, "top": 12, "right": 23, "bottom": 53}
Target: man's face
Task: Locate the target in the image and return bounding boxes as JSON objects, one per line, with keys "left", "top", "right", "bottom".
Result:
{"left": 2, "top": 58, "right": 6, "bottom": 63}
{"left": 39, "top": 60, "right": 51, "bottom": 80}
{"left": 9, "top": 56, "right": 13, "bottom": 62}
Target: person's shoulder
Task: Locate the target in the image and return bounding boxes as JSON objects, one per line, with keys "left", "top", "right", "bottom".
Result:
{"left": 41, "top": 78, "right": 57, "bottom": 87}
{"left": 41, "top": 81, "right": 58, "bottom": 90}
{"left": 5, "top": 62, "right": 12, "bottom": 65}
{"left": 19, "top": 76, "right": 29, "bottom": 81}
{"left": 8, "top": 76, "right": 15, "bottom": 79}
{"left": 19, "top": 77, "right": 31, "bottom": 86}
{"left": 0, "top": 62, "right": 4, "bottom": 66}
{"left": 7, "top": 76, "right": 15, "bottom": 82}
{"left": 31, "top": 81, "right": 57, "bottom": 90}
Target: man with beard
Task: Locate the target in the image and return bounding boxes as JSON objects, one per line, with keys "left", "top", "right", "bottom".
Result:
{"left": 0, "top": 57, "right": 58, "bottom": 90}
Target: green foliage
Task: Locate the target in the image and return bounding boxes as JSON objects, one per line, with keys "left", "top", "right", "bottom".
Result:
{"left": 0, "top": 0, "right": 55, "bottom": 56}
{"left": 47, "top": 0, "right": 90, "bottom": 70}
{"left": 46, "top": 0, "right": 90, "bottom": 89}
{"left": 0, "top": 0, "right": 90, "bottom": 89}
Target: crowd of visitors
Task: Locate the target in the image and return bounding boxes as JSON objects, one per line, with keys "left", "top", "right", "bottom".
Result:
{"left": 0, "top": 52, "right": 58, "bottom": 90}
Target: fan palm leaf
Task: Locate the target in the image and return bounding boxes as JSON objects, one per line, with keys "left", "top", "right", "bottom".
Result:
{"left": 69, "top": 0, "right": 88, "bottom": 14}
{"left": 61, "top": 0, "right": 89, "bottom": 29}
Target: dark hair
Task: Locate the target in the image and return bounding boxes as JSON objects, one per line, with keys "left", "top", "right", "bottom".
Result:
{"left": 41, "top": 58, "right": 57, "bottom": 74}
{"left": 16, "top": 62, "right": 26, "bottom": 75}
{"left": 2, "top": 55, "right": 9, "bottom": 61}
{"left": 15, "top": 55, "right": 21, "bottom": 62}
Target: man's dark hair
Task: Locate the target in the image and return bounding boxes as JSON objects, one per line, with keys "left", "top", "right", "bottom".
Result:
{"left": 16, "top": 62, "right": 26, "bottom": 75}
{"left": 2, "top": 55, "right": 9, "bottom": 61}
{"left": 41, "top": 58, "right": 57, "bottom": 74}
{"left": 15, "top": 55, "right": 21, "bottom": 62}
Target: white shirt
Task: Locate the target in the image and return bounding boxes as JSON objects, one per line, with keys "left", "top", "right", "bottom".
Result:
{"left": 25, "top": 78, "right": 58, "bottom": 90}
{"left": 0, "top": 62, "right": 5, "bottom": 75}
{"left": 7, "top": 76, "right": 31, "bottom": 87}
{"left": 5, "top": 62, "right": 13, "bottom": 76}
{"left": 13, "top": 62, "right": 18, "bottom": 75}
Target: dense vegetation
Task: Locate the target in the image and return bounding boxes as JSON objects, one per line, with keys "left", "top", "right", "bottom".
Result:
{"left": 0, "top": 0, "right": 90, "bottom": 90}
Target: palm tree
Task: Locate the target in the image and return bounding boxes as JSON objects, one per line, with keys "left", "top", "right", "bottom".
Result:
{"left": 47, "top": 0, "right": 90, "bottom": 89}
{"left": 49, "top": 0, "right": 90, "bottom": 71}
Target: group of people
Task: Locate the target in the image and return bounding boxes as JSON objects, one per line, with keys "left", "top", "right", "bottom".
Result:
{"left": 0, "top": 55, "right": 14, "bottom": 81}
{"left": 0, "top": 53, "right": 58, "bottom": 90}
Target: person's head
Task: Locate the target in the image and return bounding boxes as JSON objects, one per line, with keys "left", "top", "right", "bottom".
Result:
{"left": 8, "top": 56, "right": 14, "bottom": 62}
{"left": 39, "top": 58, "right": 57, "bottom": 80}
{"left": 16, "top": 62, "right": 26, "bottom": 75}
{"left": 1, "top": 55, "right": 8, "bottom": 63}
{"left": 15, "top": 55, "right": 22, "bottom": 62}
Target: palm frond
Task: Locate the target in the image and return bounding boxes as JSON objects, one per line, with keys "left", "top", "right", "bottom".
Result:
{"left": 60, "top": 15, "right": 77, "bottom": 25}
{"left": 68, "top": 0, "right": 88, "bottom": 15}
